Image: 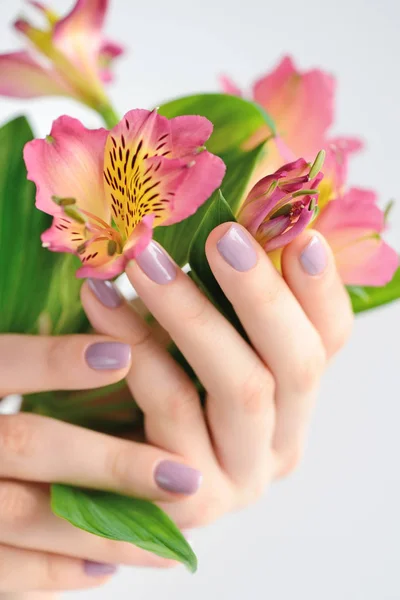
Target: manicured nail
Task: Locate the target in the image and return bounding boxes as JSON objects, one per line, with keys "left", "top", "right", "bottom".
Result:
{"left": 217, "top": 224, "right": 257, "bottom": 272}
{"left": 135, "top": 241, "right": 177, "bottom": 284}
{"left": 84, "top": 560, "right": 118, "bottom": 577}
{"left": 154, "top": 461, "right": 202, "bottom": 495}
{"left": 85, "top": 342, "right": 131, "bottom": 371}
{"left": 88, "top": 279, "right": 123, "bottom": 308}
{"left": 300, "top": 235, "right": 328, "bottom": 276}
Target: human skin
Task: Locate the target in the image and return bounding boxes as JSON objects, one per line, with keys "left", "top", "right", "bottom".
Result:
{"left": 0, "top": 225, "right": 353, "bottom": 594}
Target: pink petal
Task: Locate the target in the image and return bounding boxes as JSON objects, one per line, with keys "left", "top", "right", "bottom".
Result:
{"left": 263, "top": 203, "right": 314, "bottom": 252}
{"left": 239, "top": 177, "right": 285, "bottom": 234}
{"left": 104, "top": 110, "right": 223, "bottom": 231}
{"left": 99, "top": 38, "right": 124, "bottom": 82}
{"left": 253, "top": 55, "right": 335, "bottom": 159}
{"left": 161, "top": 150, "right": 226, "bottom": 226}
{"left": 123, "top": 215, "right": 155, "bottom": 260}
{"left": 219, "top": 75, "right": 243, "bottom": 97}
{"left": 257, "top": 215, "right": 290, "bottom": 244}
{"left": 24, "top": 115, "right": 109, "bottom": 221}
{"left": 53, "top": 0, "right": 107, "bottom": 51}
{"left": 329, "top": 235, "right": 398, "bottom": 287}
{"left": 0, "top": 51, "right": 71, "bottom": 98}
{"left": 170, "top": 115, "right": 214, "bottom": 157}
{"left": 324, "top": 136, "right": 364, "bottom": 192}
{"left": 76, "top": 252, "right": 126, "bottom": 279}
{"left": 41, "top": 215, "right": 87, "bottom": 253}
{"left": 52, "top": 0, "right": 110, "bottom": 81}
{"left": 316, "top": 188, "right": 384, "bottom": 235}
{"left": 100, "top": 39, "right": 124, "bottom": 59}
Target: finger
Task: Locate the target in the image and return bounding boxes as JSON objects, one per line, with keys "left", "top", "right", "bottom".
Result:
{"left": 0, "top": 481, "right": 175, "bottom": 570}
{"left": 0, "top": 335, "right": 132, "bottom": 396}
{"left": 0, "top": 542, "right": 115, "bottom": 592}
{"left": 126, "top": 241, "right": 276, "bottom": 486}
{"left": 205, "top": 223, "right": 326, "bottom": 464}
{"left": 282, "top": 230, "right": 354, "bottom": 358}
{"left": 81, "top": 280, "right": 212, "bottom": 463}
{"left": 0, "top": 413, "right": 202, "bottom": 500}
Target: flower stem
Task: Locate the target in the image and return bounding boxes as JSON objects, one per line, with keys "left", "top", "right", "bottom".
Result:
{"left": 96, "top": 103, "right": 120, "bottom": 129}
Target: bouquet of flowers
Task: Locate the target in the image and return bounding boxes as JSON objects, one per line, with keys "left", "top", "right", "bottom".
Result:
{"left": 0, "top": 0, "right": 398, "bottom": 572}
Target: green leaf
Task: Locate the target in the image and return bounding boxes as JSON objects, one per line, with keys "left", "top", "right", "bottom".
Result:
{"left": 155, "top": 94, "right": 272, "bottom": 265}
{"left": 51, "top": 484, "right": 197, "bottom": 572}
{"left": 348, "top": 265, "right": 400, "bottom": 313}
{"left": 159, "top": 93, "right": 275, "bottom": 155}
{"left": 0, "top": 116, "right": 87, "bottom": 335}
{"left": 188, "top": 190, "right": 245, "bottom": 335}
{"left": 220, "top": 142, "right": 266, "bottom": 213}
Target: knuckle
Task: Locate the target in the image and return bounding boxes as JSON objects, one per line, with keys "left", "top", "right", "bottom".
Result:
{"left": 254, "top": 281, "right": 281, "bottom": 310}
{"left": 238, "top": 477, "right": 267, "bottom": 507}
{"left": 237, "top": 368, "right": 274, "bottom": 415}
{"left": 179, "top": 291, "right": 210, "bottom": 327}
{"left": 105, "top": 444, "right": 134, "bottom": 490}
{"left": 0, "top": 481, "right": 41, "bottom": 529}
{"left": 44, "top": 554, "right": 68, "bottom": 588}
{"left": 291, "top": 341, "right": 326, "bottom": 393}
{"left": 45, "top": 336, "right": 67, "bottom": 377}
{"left": 159, "top": 379, "right": 199, "bottom": 421}
{"left": 0, "top": 414, "right": 36, "bottom": 461}
{"left": 190, "top": 495, "right": 226, "bottom": 528}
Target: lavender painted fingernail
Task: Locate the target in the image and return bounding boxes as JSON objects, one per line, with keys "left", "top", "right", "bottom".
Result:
{"left": 84, "top": 560, "right": 118, "bottom": 577}
{"left": 154, "top": 461, "right": 202, "bottom": 495}
{"left": 85, "top": 342, "right": 131, "bottom": 370}
{"left": 300, "top": 236, "right": 328, "bottom": 276}
{"left": 135, "top": 241, "right": 177, "bottom": 284}
{"left": 88, "top": 279, "right": 123, "bottom": 308}
{"left": 217, "top": 224, "right": 257, "bottom": 272}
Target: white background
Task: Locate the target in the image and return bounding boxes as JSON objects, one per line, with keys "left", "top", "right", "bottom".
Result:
{"left": 1, "top": 0, "right": 400, "bottom": 598}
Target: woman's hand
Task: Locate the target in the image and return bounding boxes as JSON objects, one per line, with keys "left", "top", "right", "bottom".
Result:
{"left": 83, "top": 224, "right": 353, "bottom": 527}
{"left": 0, "top": 340, "right": 202, "bottom": 591}
{"left": 0, "top": 224, "right": 353, "bottom": 593}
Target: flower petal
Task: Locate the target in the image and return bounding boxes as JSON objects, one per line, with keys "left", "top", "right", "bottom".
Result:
{"left": 264, "top": 202, "right": 315, "bottom": 252}
{"left": 161, "top": 150, "right": 226, "bottom": 226}
{"left": 53, "top": 0, "right": 107, "bottom": 58}
{"left": 103, "top": 110, "right": 224, "bottom": 235}
{"left": 41, "top": 215, "right": 87, "bottom": 252}
{"left": 316, "top": 188, "right": 384, "bottom": 235}
{"left": 0, "top": 51, "right": 71, "bottom": 98}
{"left": 328, "top": 235, "right": 398, "bottom": 286}
{"left": 324, "top": 136, "right": 364, "bottom": 193}
{"left": 123, "top": 214, "right": 155, "bottom": 259}
{"left": 24, "top": 115, "right": 109, "bottom": 221}
{"left": 219, "top": 75, "right": 243, "bottom": 97}
{"left": 99, "top": 39, "right": 124, "bottom": 82}
{"left": 314, "top": 187, "right": 398, "bottom": 285}
{"left": 76, "top": 247, "right": 126, "bottom": 279}
{"left": 253, "top": 55, "right": 335, "bottom": 159}
{"left": 170, "top": 116, "right": 214, "bottom": 158}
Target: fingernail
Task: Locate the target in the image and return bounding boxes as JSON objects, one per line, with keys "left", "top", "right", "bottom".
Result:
{"left": 84, "top": 560, "right": 118, "bottom": 577}
{"left": 154, "top": 461, "right": 202, "bottom": 495}
{"left": 300, "top": 235, "right": 328, "bottom": 276}
{"left": 135, "top": 241, "right": 177, "bottom": 284}
{"left": 85, "top": 342, "right": 131, "bottom": 371}
{"left": 217, "top": 224, "right": 257, "bottom": 272}
{"left": 88, "top": 279, "right": 123, "bottom": 308}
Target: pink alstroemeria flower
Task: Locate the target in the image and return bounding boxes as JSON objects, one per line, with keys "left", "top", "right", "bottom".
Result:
{"left": 0, "top": 0, "right": 123, "bottom": 111}
{"left": 238, "top": 156, "right": 323, "bottom": 252}
{"left": 24, "top": 109, "right": 226, "bottom": 279}
{"left": 314, "top": 188, "right": 398, "bottom": 286}
{"left": 221, "top": 56, "right": 363, "bottom": 190}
